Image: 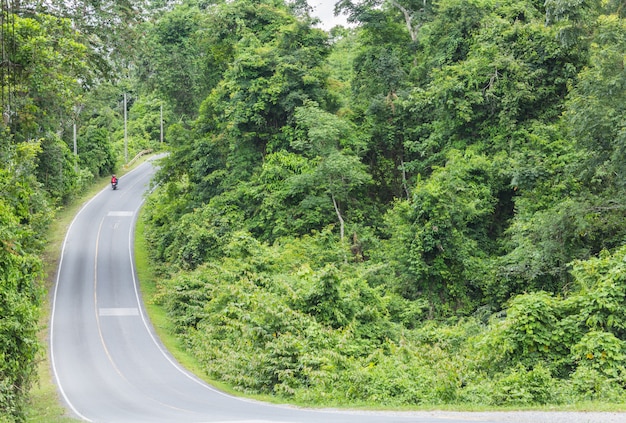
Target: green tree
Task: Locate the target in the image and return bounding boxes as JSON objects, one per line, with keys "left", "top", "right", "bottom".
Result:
{"left": 34, "top": 135, "right": 82, "bottom": 204}
{"left": 33, "top": 0, "right": 149, "bottom": 78}
{"left": 136, "top": 4, "right": 213, "bottom": 118}
{"left": 77, "top": 126, "right": 115, "bottom": 178}
{"left": 291, "top": 103, "right": 371, "bottom": 241}
{"left": 564, "top": 13, "right": 626, "bottom": 191}
{"left": 0, "top": 140, "right": 48, "bottom": 421}
{"left": 495, "top": 4, "right": 625, "bottom": 300}
{"left": 154, "top": 0, "right": 333, "bottom": 211}
{"left": 382, "top": 149, "right": 504, "bottom": 314}
{"left": 3, "top": 14, "right": 89, "bottom": 141}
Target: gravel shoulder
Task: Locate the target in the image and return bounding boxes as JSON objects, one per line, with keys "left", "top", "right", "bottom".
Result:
{"left": 413, "top": 410, "right": 626, "bottom": 423}
{"left": 313, "top": 407, "right": 626, "bottom": 423}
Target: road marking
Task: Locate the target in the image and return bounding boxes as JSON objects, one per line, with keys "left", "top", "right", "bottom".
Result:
{"left": 99, "top": 308, "right": 139, "bottom": 316}
{"left": 108, "top": 211, "right": 134, "bottom": 217}
{"left": 50, "top": 159, "right": 162, "bottom": 423}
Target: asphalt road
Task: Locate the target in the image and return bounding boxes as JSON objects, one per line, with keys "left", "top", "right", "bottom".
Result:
{"left": 50, "top": 157, "right": 495, "bottom": 423}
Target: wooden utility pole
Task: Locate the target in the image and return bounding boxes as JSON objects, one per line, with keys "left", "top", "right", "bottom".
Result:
{"left": 124, "top": 92, "right": 128, "bottom": 163}
{"left": 73, "top": 121, "right": 77, "bottom": 171}
{"left": 73, "top": 103, "right": 82, "bottom": 172}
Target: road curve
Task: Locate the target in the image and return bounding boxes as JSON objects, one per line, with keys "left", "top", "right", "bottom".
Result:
{"left": 50, "top": 157, "right": 490, "bottom": 423}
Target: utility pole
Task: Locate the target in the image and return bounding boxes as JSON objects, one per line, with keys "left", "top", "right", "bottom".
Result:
{"left": 73, "top": 103, "right": 83, "bottom": 172}
{"left": 124, "top": 92, "right": 128, "bottom": 163}
{"left": 73, "top": 121, "right": 77, "bottom": 171}
{"left": 160, "top": 103, "right": 163, "bottom": 145}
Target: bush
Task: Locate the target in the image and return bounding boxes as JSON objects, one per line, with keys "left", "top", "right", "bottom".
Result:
{"left": 492, "top": 363, "right": 557, "bottom": 405}
{"left": 568, "top": 366, "right": 626, "bottom": 402}
{"left": 571, "top": 331, "right": 626, "bottom": 379}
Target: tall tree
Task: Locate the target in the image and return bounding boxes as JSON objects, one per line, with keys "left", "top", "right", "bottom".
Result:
{"left": 157, "top": 0, "right": 332, "bottom": 200}
{"left": 291, "top": 103, "right": 371, "bottom": 242}
{"left": 136, "top": 4, "right": 213, "bottom": 118}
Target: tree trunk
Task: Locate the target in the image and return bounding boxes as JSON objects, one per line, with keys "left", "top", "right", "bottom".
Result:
{"left": 331, "top": 194, "right": 345, "bottom": 242}
{"left": 389, "top": 0, "right": 418, "bottom": 42}
{"left": 401, "top": 159, "right": 410, "bottom": 200}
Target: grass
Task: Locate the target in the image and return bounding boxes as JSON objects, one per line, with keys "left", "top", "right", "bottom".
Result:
{"left": 133, "top": 217, "right": 204, "bottom": 380}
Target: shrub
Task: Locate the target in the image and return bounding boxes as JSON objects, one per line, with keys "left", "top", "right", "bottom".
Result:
{"left": 492, "top": 363, "right": 557, "bottom": 405}
{"left": 571, "top": 330, "right": 626, "bottom": 379}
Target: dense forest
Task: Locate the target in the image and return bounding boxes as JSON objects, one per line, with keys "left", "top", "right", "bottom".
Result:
{"left": 0, "top": 0, "right": 625, "bottom": 420}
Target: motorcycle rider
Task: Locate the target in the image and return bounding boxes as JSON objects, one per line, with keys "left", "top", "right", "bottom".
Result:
{"left": 111, "top": 174, "right": 118, "bottom": 187}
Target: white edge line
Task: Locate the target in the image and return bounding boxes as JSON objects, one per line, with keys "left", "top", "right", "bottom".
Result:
{"left": 128, "top": 199, "right": 233, "bottom": 395}
{"left": 49, "top": 161, "right": 153, "bottom": 422}
{"left": 50, "top": 190, "right": 101, "bottom": 422}
{"left": 128, "top": 190, "right": 271, "bottom": 406}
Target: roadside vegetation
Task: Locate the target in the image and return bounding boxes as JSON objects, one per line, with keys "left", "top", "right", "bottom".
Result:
{"left": 0, "top": 0, "right": 624, "bottom": 421}
{"left": 137, "top": 0, "right": 626, "bottom": 410}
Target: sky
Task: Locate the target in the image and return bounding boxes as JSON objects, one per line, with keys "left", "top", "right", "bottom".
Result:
{"left": 309, "top": 0, "right": 350, "bottom": 30}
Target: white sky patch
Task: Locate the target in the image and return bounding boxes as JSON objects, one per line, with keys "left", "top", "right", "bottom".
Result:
{"left": 310, "top": 0, "right": 351, "bottom": 30}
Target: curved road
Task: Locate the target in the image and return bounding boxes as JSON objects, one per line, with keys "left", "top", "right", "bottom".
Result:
{"left": 50, "top": 157, "right": 490, "bottom": 423}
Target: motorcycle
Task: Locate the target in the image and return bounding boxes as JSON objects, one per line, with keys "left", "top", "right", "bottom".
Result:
{"left": 111, "top": 179, "right": 118, "bottom": 190}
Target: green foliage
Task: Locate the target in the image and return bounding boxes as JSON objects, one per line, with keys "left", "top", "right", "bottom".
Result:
{"left": 142, "top": 176, "right": 194, "bottom": 271}
{"left": 479, "top": 246, "right": 626, "bottom": 388}
{"left": 150, "top": 0, "right": 334, "bottom": 213}
{"left": 491, "top": 363, "right": 557, "bottom": 405}
{"left": 299, "top": 265, "right": 347, "bottom": 328}
{"left": 34, "top": 135, "right": 83, "bottom": 204}
{"left": 140, "top": 0, "right": 626, "bottom": 406}
{"left": 564, "top": 13, "right": 626, "bottom": 190}
{"left": 569, "top": 366, "right": 626, "bottom": 402}
{"left": 200, "top": 3, "right": 330, "bottom": 159}
{"left": 136, "top": 4, "right": 213, "bottom": 117}
{"left": 77, "top": 126, "right": 115, "bottom": 178}
{"left": 250, "top": 151, "right": 318, "bottom": 239}
{"left": 487, "top": 292, "right": 573, "bottom": 371}
{"left": 572, "top": 247, "right": 626, "bottom": 338}
{"left": 572, "top": 331, "right": 626, "bottom": 378}
{"left": 167, "top": 201, "right": 245, "bottom": 271}
{"left": 6, "top": 14, "right": 89, "bottom": 141}
{"left": 381, "top": 149, "right": 505, "bottom": 313}
{"left": 145, "top": 208, "right": 626, "bottom": 405}
{"left": 1, "top": 141, "right": 53, "bottom": 251}
{"left": 0, "top": 141, "right": 48, "bottom": 421}
{"left": 501, "top": 292, "right": 561, "bottom": 357}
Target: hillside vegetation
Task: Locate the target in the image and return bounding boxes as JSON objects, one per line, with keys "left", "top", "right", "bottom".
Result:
{"left": 140, "top": 0, "right": 626, "bottom": 408}
{"left": 0, "top": 0, "right": 624, "bottom": 420}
